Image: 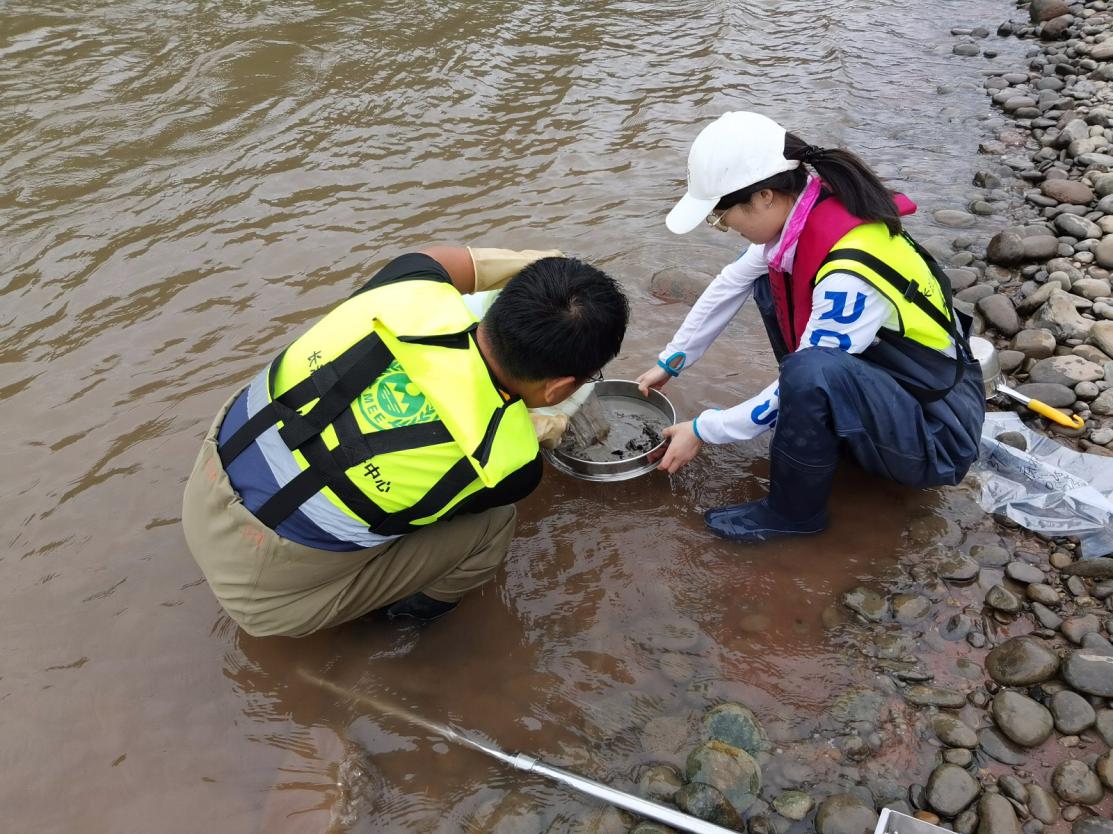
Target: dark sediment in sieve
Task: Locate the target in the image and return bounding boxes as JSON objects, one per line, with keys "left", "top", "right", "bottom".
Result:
{"left": 557, "top": 402, "right": 666, "bottom": 462}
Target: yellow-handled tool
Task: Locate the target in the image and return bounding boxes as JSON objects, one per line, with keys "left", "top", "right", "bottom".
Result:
{"left": 997, "top": 383, "right": 1085, "bottom": 429}
{"left": 969, "top": 337, "right": 1086, "bottom": 430}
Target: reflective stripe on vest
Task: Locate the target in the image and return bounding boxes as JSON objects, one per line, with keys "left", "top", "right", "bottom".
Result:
{"left": 242, "top": 368, "right": 397, "bottom": 547}
{"left": 816, "top": 222, "right": 954, "bottom": 352}
{"left": 220, "top": 278, "right": 539, "bottom": 536}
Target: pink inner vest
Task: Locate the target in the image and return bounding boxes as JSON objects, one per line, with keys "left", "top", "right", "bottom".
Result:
{"left": 768, "top": 192, "right": 917, "bottom": 351}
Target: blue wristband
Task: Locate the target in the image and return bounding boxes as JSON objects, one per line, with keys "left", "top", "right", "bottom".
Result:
{"left": 657, "top": 351, "right": 686, "bottom": 378}
{"left": 691, "top": 416, "right": 704, "bottom": 442}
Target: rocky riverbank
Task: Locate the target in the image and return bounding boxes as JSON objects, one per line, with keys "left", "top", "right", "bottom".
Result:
{"left": 946, "top": 0, "right": 1113, "bottom": 451}
{"left": 485, "top": 504, "right": 1113, "bottom": 834}
{"left": 474, "top": 483, "right": 1113, "bottom": 834}
{"left": 618, "top": 518, "right": 1113, "bottom": 834}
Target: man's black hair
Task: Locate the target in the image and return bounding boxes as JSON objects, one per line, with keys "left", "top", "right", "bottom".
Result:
{"left": 482, "top": 257, "right": 629, "bottom": 382}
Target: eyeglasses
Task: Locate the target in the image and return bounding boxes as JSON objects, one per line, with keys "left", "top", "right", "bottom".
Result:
{"left": 705, "top": 209, "right": 731, "bottom": 232}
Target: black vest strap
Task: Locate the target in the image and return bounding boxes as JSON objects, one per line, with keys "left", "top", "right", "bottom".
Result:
{"left": 376, "top": 456, "right": 478, "bottom": 536}
{"left": 277, "top": 333, "right": 394, "bottom": 451}
{"left": 819, "top": 238, "right": 968, "bottom": 403}
{"left": 821, "top": 247, "right": 956, "bottom": 335}
{"left": 218, "top": 400, "right": 293, "bottom": 468}
{"left": 901, "top": 233, "right": 974, "bottom": 357}
{"left": 396, "top": 322, "right": 477, "bottom": 350}
{"left": 254, "top": 419, "right": 456, "bottom": 530}
{"left": 472, "top": 404, "right": 507, "bottom": 468}
{"left": 217, "top": 333, "right": 391, "bottom": 468}
{"left": 254, "top": 466, "right": 329, "bottom": 529}
{"left": 219, "top": 320, "right": 492, "bottom": 533}
{"left": 329, "top": 410, "right": 453, "bottom": 465}
{"left": 256, "top": 431, "right": 381, "bottom": 530}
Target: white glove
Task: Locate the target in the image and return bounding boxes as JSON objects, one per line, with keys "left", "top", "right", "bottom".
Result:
{"left": 530, "top": 383, "right": 602, "bottom": 448}
{"left": 530, "top": 413, "right": 570, "bottom": 449}
{"left": 460, "top": 290, "right": 500, "bottom": 320}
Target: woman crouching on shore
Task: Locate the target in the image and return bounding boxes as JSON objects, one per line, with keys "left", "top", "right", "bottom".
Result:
{"left": 638, "top": 111, "right": 985, "bottom": 543}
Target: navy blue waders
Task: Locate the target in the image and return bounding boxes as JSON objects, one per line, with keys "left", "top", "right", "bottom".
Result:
{"left": 706, "top": 275, "right": 985, "bottom": 542}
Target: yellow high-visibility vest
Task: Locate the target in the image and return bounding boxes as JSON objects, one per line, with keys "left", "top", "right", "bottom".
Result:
{"left": 816, "top": 222, "right": 955, "bottom": 351}
{"left": 220, "top": 277, "right": 538, "bottom": 535}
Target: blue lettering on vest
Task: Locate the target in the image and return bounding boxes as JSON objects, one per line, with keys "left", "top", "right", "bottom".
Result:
{"left": 751, "top": 400, "right": 778, "bottom": 425}
{"left": 809, "top": 329, "right": 852, "bottom": 351}
{"left": 818, "top": 291, "right": 867, "bottom": 324}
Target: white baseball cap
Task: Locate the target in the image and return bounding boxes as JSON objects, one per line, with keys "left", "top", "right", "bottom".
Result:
{"left": 665, "top": 111, "right": 800, "bottom": 234}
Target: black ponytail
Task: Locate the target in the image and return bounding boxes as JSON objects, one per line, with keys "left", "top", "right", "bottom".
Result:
{"left": 783, "top": 133, "right": 902, "bottom": 235}
{"left": 714, "top": 132, "right": 902, "bottom": 236}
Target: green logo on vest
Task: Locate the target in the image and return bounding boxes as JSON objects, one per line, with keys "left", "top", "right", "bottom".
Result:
{"left": 357, "top": 361, "right": 437, "bottom": 429}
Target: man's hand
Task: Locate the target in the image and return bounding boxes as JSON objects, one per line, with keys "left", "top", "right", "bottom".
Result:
{"left": 636, "top": 365, "right": 672, "bottom": 397}
{"left": 652, "top": 420, "right": 702, "bottom": 474}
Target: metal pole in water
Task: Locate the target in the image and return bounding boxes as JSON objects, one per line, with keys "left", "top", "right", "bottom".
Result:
{"left": 299, "top": 670, "right": 741, "bottom": 834}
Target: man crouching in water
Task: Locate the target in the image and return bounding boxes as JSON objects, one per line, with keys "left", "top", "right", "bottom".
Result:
{"left": 182, "top": 246, "right": 628, "bottom": 636}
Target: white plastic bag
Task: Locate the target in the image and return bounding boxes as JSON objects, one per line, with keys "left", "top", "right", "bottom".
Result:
{"left": 970, "top": 412, "right": 1113, "bottom": 557}
{"left": 460, "top": 289, "right": 500, "bottom": 321}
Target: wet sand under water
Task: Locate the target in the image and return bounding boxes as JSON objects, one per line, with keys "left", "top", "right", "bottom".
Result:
{"left": 4, "top": 0, "right": 1098, "bottom": 830}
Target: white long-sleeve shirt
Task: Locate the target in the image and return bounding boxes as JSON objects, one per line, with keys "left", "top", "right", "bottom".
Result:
{"left": 658, "top": 219, "right": 954, "bottom": 445}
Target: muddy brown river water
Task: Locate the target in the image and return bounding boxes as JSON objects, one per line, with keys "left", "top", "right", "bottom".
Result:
{"left": 1, "top": 1, "right": 1049, "bottom": 831}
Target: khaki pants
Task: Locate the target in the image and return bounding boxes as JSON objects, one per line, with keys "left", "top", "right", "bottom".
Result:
{"left": 181, "top": 393, "right": 517, "bottom": 637}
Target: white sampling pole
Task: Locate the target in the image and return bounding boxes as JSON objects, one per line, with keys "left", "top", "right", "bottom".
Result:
{"left": 299, "top": 670, "right": 741, "bottom": 834}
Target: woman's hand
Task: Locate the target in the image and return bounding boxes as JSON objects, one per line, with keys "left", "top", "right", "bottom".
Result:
{"left": 652, "top": 421, "right": 702, "bottom": 474}
{"left": 636, "top": 365, "right": 672, "bottom": 397}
